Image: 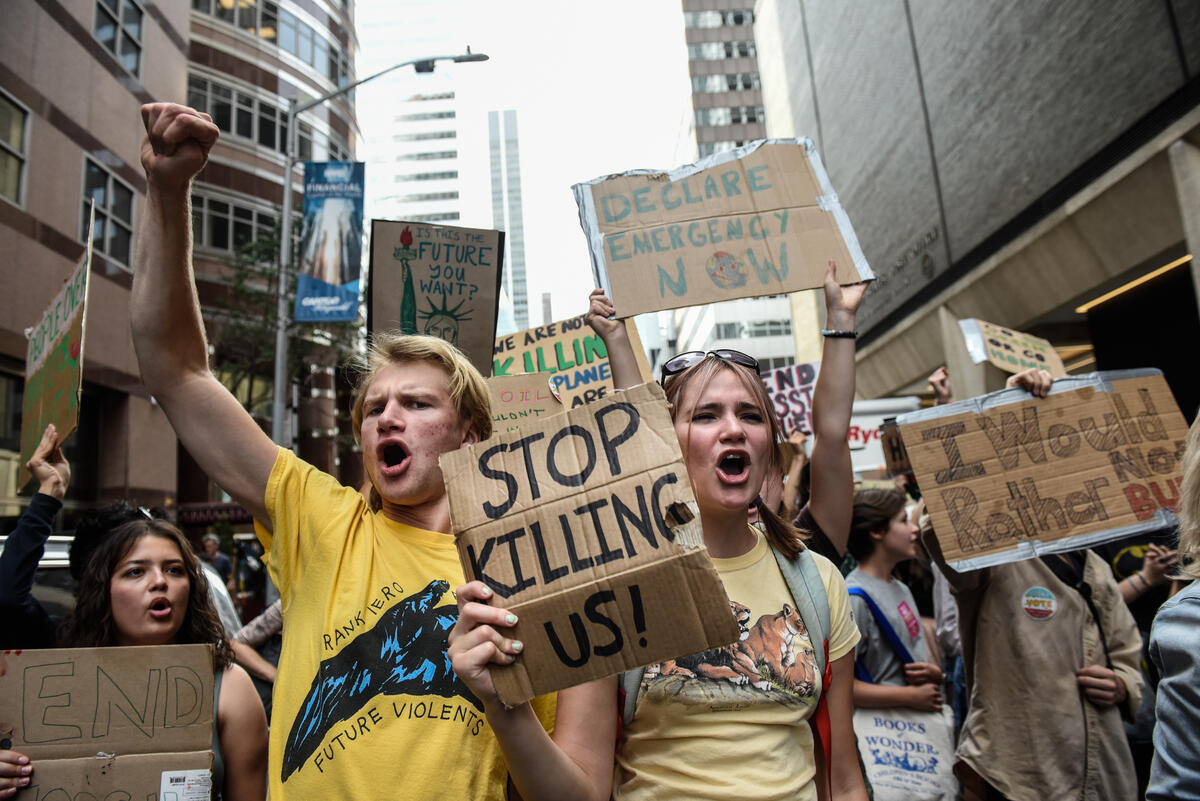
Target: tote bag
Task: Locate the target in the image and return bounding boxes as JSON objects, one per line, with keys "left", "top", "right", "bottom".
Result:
{"left": 849, "top": 587, "right": 958, "bottom": 801}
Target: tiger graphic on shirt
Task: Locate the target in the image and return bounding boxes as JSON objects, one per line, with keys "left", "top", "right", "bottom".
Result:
{"left": 643, "top": 599, "right": 818, "bottom": 707}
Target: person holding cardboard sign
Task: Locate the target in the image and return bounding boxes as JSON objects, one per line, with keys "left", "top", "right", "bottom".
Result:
{"left": 0, "top": 517, "right": 268, "bottom": 800}
{"left": 918, "top": 367, "right": 1144, "bottom": 801}
{"left": 130, "top": 103, "right": 602, "bottom": 801}
{"left": 449, "top": 275, "right": 868, "bottom": 801}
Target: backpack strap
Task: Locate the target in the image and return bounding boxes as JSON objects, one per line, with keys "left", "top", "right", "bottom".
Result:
{"left": 771, "top": 545, "right": 831, "bottom": 678}
{"left": 847, "top": 585, "right": 915, "bottom": 667}
{"left": 620, "top": 667, "right": 644, "bottom": 727}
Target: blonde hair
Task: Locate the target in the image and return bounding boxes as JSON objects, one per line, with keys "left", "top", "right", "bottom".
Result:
{"left": 350, "top": 332, "right": 492, "bottom": 445}
{"left": 662, "top": 356, "right": 803, "bottom": 559}
{"left": 1176, "top": 412, "right": 1200, "bottom": 579}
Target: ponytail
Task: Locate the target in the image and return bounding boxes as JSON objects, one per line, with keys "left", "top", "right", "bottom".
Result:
{"left": 754, "top": 496, "right": 803, "bottom": 560}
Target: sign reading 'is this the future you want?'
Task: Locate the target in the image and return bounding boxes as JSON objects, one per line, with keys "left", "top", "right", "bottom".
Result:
{"left": 572, "top": 139, "right": 873, "bottom": 318}
{"left": 440, "top": 383, "right": 738, "bottom": 705}
{"left": 20, "top": 206, "right": 93, "bottom": 488}
{"left": 369, "top": 220, "right": 504, "bottom": 375}
{"left": 493, "top": 315, "right": 654, "bottom": 408}
{"left": 899, "top": 369, "right": 1188, "bottom": 571}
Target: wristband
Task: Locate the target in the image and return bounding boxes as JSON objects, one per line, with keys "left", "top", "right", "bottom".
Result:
{"left": 1129, "top": 572, "right": 1147, "bottom": 592}
{"left": 821, "top": 329, "right": 857, "bottom": 339}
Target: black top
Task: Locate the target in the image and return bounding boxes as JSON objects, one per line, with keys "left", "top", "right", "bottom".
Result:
{"left": 794, "top": 503, "right": 842, "bottom": 565}
{"left": 0, "top": 492, "right": 63, "bottom": 649}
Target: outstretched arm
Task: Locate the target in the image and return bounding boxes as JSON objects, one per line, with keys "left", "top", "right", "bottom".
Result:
{"left": 807, "top": 261, "right": 868, "bottom": 558}
{"left": 585, "top": 289, "right": 642, "bottom": 390}
{"left": 131, "top": 103, "right": 276, "bottom": 529}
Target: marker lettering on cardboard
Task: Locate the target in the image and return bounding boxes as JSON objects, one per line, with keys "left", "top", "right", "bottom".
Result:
{"left": 899, "top": 370, "right": 1187, "bottom": 571}
{"left": 441, "top": 383, "right": 738, "bottom": 705}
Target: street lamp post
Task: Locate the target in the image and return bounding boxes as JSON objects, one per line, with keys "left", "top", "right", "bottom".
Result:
{"left": 271, "top": 49, "right": 488, "bottom": 446}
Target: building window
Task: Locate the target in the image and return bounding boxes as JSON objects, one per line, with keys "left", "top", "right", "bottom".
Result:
{"left": 684, "top": 10, "right": 754, "bottom": 28}
{"left": 688, "top": 41, "right": 756, "bottom": 61}
{"left": 193, "top": 1, "right": 351, "bottom": 87}
{"left": 408, "top": 92, "right": 454, "bottom": 101}
{"left": 695, "top": 106, "right": 764, "bottom": 127}
{"left": 692, "top": 73, "right": 761, "bottom": 93}
{"left": 714, "top": 322, "right": 741, "bottom": 339}
{"left": 0, "top": 90, "right": 29, "bottom": 206}
{"left": 95, "top": 0, "right": 144, "bottom": 75}
{"left": 747, "top": 319, "right": 791, "bottom": 337}
{"left": 395, "top": 111, "right": 456, "bottom": 122}
{"left": 393, "top": 131, "right": 456, "bottom": 142}
{"left": 191, "top": 193, "right": 278, "bottom": 255}
{"left": 82, "top": 158, "right": 134, "bottom": 267}
{"left": 699, "top": 140, "right": 746, "bottom": 157}
{"left": 396, "top": 150, "right": 458, "bottom": 161}
{"left": 397, "top": 191, "right": 459, "bottom": 202}
{"left": 406, "top": 212, "right": 460, "bottom": 222}
{"left": 395, "top": 171, "right": 458, "bottom": 182}
{"left": 189, "top": 74, "right": 346, "bottom": 158}
{"left": 764, "top": 356, "right": 795, "bottom": 370}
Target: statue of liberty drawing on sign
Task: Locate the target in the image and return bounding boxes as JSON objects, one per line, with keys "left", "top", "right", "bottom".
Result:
{"left": 392, "top": 226, "right": 418, "bottom": 335}
{"left": 418, "top": 297, "right": 472, "bottom": 348}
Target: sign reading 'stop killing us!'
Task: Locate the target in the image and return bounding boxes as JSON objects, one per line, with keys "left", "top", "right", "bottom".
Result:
{"left": 898, "top": 369, "right": 1188, "bottom": 571}
{"left": 572, "top": 139, "right": 873, "bottom": 317}
{"left": 440, "top": 383, "right": 738, "bottom": 705}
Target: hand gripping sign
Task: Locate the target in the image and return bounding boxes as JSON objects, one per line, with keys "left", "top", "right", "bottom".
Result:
{"left": 898, "top": 369, "right": 1187, "bottom": 571}
{"left": 441, "top": 383, "right": 738, "bottom": 705}
{"left": 572, "top": 139, "right": 873, "bottom": 318}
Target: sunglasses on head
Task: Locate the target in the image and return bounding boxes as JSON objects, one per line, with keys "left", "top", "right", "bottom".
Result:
{"left": 660, "top": 349, "right": 761, "bottom": 383}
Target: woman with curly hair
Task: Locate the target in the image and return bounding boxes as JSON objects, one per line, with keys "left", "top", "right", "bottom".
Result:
{"left": 0, "top": 518, "right": 267, "bottom": 801}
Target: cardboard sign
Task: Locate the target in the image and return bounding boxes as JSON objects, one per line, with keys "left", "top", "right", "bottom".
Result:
{"left": 369, "top": 220, "right": 504, "bottom": 375}
{"left": 760, "top": 360, "right": 820, "bottom": 434}
{"left": 440, "top": 383, "right": 739, "bottom": 705}
{"left": 880, "top": 417, "right": 913, "bottom": 477}
{"left": 898, "top": 369, "right": 1187, "bottom": 571}
{"left": 572, "top": 139, "right": 873, "bottom": 317}
{"left": 0, "top": 644, "right": 214, "bottom": 800}
{"left": 486, "top": 373, "right": 562, "bottom": 435}
{"left": 20, "top": 208, "right": 93, "bottom": 489}
{"left": 295, "top": 161, "right": 365, "bottom": 322}
{"left": 493, "top": 315, "right": 654, "bottom": 408}
{"left": 959, "top": 318, "right": 1068, "bottom": 377}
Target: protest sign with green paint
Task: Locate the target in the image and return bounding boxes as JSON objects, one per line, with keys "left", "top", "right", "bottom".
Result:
{"left": 19, "top": 211, "right": 93, "bottom": 488}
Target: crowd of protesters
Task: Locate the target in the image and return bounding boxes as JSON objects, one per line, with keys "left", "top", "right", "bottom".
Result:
{"left": 0, "top": 101, "right": 1197, "bottom": 801}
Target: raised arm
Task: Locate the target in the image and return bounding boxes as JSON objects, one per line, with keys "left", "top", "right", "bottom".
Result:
{"left": 0, "top": 425, "right": 69, "bottom": 649}
{"left": 584, "top": 289, "right": 642, "bottom": 390}
{"left": 807, "top": 261, "right": 868, "bottom": 558}
{"left": 131, "top": 103, "right": 276, "bottom": 528}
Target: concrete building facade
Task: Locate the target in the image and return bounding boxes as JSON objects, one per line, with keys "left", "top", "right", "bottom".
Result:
{"left": 754, "top": 0, "right": 1200, "bottom": 414}
{"left": 1, "top": 0, "right": 359, "bottom": 522}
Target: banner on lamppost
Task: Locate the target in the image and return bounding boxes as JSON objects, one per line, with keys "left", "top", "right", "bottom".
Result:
{"left": 294, "top": 161, "right": 364, "bottom": 323}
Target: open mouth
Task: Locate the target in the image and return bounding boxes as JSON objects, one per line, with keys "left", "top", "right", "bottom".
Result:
{"left": 378, "top": 442, "right": 410, "bottom": 476}
{"left": 149, "top": 598, "right": 172, "bottom": 619}
{"left": 716, "top": 452, "right": 750, "bottom": 483}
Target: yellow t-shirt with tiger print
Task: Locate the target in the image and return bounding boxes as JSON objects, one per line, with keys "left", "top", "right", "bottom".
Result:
{"left": 615, "top": 529, "right": 858, "bottom": 801}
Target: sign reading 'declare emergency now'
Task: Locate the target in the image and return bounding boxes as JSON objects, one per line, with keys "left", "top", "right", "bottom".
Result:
{"left": 899, "top": 369, "right": 1187, "bottom": 571}
{"left": 440, "top": 383, "right": 738, "bottom": 705}
{"left": 572, "top": 139, "right": 873, "bottom": 318}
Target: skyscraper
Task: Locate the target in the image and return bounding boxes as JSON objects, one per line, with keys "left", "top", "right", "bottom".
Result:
{"left": 683, "top": 2, "right": 764, "bottom": 158}
{"left": 489, "top": 109, "right": 528, "bottom": 329}
{"left": 368, "top": 85, "right": 462, "bottom": 224}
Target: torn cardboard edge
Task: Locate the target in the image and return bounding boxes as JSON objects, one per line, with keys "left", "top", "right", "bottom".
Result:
{"left": 896, "top": 367, "right": 1158, "bottom": 426}
{"left": 488, "top": 547, "right": 738, "bottom": 706}
{"left": 946, "top": 508, "right": 1178, "bottom": 572}
{"left": 571, "top": 138, "right": 874, "bottom": 296}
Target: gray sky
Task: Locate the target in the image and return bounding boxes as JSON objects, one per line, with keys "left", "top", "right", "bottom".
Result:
{"left": 355, "top": 0, "right": 695, "bottom": 327}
